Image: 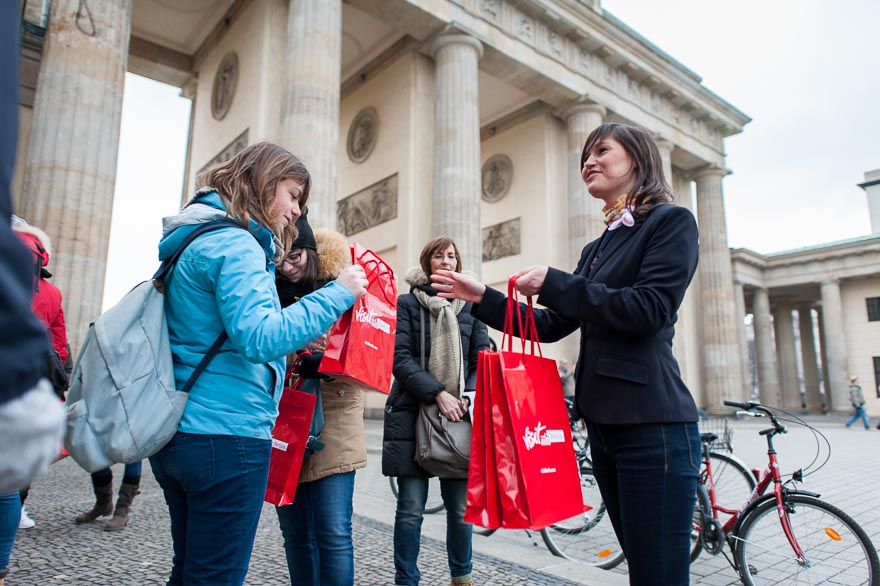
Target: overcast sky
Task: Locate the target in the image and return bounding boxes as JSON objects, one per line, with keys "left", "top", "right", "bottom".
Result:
{"left": 103, "top": 0, "right": 880, "bottom": 308}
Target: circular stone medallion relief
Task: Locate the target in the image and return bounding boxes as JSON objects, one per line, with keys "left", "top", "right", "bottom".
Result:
{"left": 211, "top": 52, "right": 239, "bottom": 121}
{"left": 481, "top": 154, "right": 513, "bottom": 203}
{"left": 347, "top": 107, "right": 379, "bottom": 163}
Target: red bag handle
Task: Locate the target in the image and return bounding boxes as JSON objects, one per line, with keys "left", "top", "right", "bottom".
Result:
{"left": 503, "top": 276, "right": 542, "bottom": 358}
{"left": 352, "top": 246, "right": 397, "bottom": 305}
{"left": 284, "top": 352, "right": 310, "bottom": 389}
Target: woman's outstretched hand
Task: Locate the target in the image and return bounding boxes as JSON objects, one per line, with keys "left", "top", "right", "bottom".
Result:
{"left": 430, "top": 270, "right": 487, "bottom": 304}
{"left": 513, "top": 266, "right": 549, "bottom": 297}
{"left": 337, "top": 265, "right": 368, "bottom": 300}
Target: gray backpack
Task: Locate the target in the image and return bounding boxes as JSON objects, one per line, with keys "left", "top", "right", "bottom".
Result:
{"left": 64, "top": 221, "right": 243, "bottom": 472}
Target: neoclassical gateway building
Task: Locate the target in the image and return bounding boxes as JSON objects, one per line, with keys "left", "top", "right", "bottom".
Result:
{"left": 13, "top": 0, "right": 880, "bottom": 416}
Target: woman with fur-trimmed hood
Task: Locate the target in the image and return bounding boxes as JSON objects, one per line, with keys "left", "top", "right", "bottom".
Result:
{"left": 274, "top": 211, "right": 366, "bottom": 586}
{"left": 382, "top": 237, "right": 490, "bottom": 586}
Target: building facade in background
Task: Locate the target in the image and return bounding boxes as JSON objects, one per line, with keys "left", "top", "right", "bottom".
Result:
{"left": 15, "top": 0, "right": 875, "bottom": 415}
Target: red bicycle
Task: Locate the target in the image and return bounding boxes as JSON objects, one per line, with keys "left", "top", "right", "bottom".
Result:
{"left": 691, "top": 400, "right": 879, "bottom": 585}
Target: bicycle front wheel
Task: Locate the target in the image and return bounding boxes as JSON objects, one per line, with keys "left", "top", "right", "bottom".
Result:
{"left": 735, "top": 494, "right": 880, "bottom": 585}
{"left": 541, "top": 465, "right": 626, "bottom": 569}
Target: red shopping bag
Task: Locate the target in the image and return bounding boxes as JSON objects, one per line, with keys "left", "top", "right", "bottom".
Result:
{"left": 319, "top": 243, "right": 397, "bottom": 393}
{"left": 464, "top": 350, "right": 502, "bottom": 528}
{"left": 265, "top": 367, "right": 317, "bottom": 506}
{"left": 497, "top": 279, "right": 586, "bottom": 528}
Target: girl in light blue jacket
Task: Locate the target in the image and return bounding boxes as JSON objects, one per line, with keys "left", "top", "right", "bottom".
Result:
{"left": 149, "top": 142, "right": 367, "bottom": 586}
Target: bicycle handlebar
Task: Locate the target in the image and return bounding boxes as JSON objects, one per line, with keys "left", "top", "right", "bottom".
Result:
{"left": 723, "top": 400, "right": 787, "bottom": 434}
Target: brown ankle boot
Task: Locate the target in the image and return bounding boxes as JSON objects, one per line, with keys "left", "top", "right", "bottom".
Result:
{"left": 104, "top": 481, "right": 139, "bottom": 531}
{"left": 75, "top": 480, "right": 114, "bottom": 523}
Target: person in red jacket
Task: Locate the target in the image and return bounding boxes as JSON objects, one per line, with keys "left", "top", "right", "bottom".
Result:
{"left": 12, "top": 223, "right": 69, "bottom": 531}
{"left": 12, "top": 224, "right": 68, "bottom": 365}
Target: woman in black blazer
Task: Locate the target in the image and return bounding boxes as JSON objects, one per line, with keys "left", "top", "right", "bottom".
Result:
{"left": 432, "top": 123, "right": 700, "bottom": 585}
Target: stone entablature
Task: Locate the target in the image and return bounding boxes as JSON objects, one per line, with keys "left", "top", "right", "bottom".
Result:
{"left": 440, "top": 0, "right": 749, "bottom": 156}
{"left": 732, "top": 236, "right": 880, "bottom": 289}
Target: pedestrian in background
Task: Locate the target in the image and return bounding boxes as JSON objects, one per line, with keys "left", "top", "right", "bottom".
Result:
{"left": 845, "top": 376, "right": 870, "bottom": 430}
{"left": 148, "top": 142, "right": 368, "bottom": 585}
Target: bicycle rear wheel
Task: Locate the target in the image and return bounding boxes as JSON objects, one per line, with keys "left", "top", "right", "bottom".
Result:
{"left": 691, "top": 451, "right": 756, "bottom": 563}
{"left": 388, "top": 477, "right": 445, "bottom": 514}
{"left": 541, "top": 464, "right": 626, "bottom": 569}
{"left": 734, "top": 494, "right": 880, "bottom": 585}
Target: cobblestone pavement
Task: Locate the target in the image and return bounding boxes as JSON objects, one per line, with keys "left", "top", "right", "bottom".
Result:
{"left": 7, "top": 412, "right": 880, "bottom": 585}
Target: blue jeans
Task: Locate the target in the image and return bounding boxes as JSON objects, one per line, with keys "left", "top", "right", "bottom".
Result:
{"left": 275, "top": 471, "right": 355, "bottom": 586}
{"left": 150, "top": 432, "right": 271, "bottom": 586}
{"left": 587, "top": 422, "right": 699, "bottom": 586}
{"left": 0, "top": 492, "right": 20, "bottom": 577}
{"left": 393, "top": 476, "right": 472, "bottom": 585}
{"left": 845, "top": 406, "right": 870, "bottom": 429}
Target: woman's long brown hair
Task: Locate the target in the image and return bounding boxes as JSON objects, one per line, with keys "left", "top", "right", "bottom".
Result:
{"left": 196, "top": 142, "right": 311, "bottom": 258}
{"left": 580, "top": 123, "right": 674, "bottom": 218}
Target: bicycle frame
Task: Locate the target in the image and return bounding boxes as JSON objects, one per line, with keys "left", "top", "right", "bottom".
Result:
{"left": 699, "top": 415, "right": 809, "bottom": 567}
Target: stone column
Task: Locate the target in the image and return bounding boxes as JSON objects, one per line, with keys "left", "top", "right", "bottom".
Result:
{"left": 774, "top": 304, "right": 801, "bottom": 410}
{"left": 281, "top": 0, "right": 342, "bottom": 230}
{"left": 656, "top": 138, "right": 675, "bottom": 192}
{"left": 798, "top": 306, "right": 823, "bottom": 412}
{"left": 19, "top": 0, "right": 133, "bottom": 353}
{"left": 733, "top": 282, "right": 752, "bottom": 400}
{"left": 820, "top": 279, "right": 849, "bottom": 411}
{"left": 563, "top": 103, "right": 606, "bottom": 267}
{"left": 693, "top": 166, "right": 743, "bottom": 410}
{"left": 430, "top": 33, "right": 483, "bottom": 275}
{"left": 817, "top": 308, "right": 830, "bottom": 408}
{"left": 752, "top": 288, "right": 781, "bottom": 407}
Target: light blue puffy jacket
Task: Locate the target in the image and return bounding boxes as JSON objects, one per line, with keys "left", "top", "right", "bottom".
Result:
{"left": 158, "top": 191, "right": 354, "bottom": 439}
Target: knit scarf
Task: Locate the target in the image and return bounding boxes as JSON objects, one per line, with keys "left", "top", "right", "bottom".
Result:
{"left": 602, "top": 195, "right": 635, "bottom": 230}
{"left": 412, "top": 288, "right": 466, "bottom": 399}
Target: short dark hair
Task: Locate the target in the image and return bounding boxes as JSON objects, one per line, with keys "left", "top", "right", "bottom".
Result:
{"left": 580, "top": 123, "right": 673, "bottom": 217}
{"left": 419, "top": 237, "right": 462, "bottom": 277}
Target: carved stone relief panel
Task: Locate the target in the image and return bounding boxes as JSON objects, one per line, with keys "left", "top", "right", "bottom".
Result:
{"left": 347, "top": 107, "right": 379, "bottom": 163}
{"left": 198, "top": 129, "right": 249, "bottom": 176}
{"left": 211, "top": 52, "right": 238, "bottom": 121}
{"left": 483, "top": 218, "right": 521, "bottom": 262}
{"left": 337, "top": 173, "right": 398, "bottom": 236}
{"left": 480, "top": 0, "right": 502, "bottom": 22}
{"left": 481, "top": 154, "right": 513, "bottom": 203}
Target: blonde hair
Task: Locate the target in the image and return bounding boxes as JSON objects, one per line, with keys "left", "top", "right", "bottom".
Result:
{"left": 196, "top": 142, "right": 311, "bottom": 258}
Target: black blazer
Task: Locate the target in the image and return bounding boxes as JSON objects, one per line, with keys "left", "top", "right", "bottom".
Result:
{"left": 474, "top": 204, "right": 699, "bottom": 425}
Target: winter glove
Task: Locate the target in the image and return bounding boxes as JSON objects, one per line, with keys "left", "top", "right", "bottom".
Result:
{"left": 295, "top": 352, "right": 325, "bottom": 380}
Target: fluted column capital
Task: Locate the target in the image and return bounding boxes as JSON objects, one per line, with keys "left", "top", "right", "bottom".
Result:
{"left": 429, "top": 32, "right": 483, "bottom": 60}
{"left": 655, "top": 137, "right": 675, "bottom": 157}
{"left": 691, "top": 164, "right": 730, "bottom": 181}
{"left": 562, "top": 101, "right": 606, "bottom": 123}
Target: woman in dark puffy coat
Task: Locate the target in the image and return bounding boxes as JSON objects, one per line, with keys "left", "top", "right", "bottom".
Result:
{"left": 382, "top": 237, "right": 490, "bottom": 586}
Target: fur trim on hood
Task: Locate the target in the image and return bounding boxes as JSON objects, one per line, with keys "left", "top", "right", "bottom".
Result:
{"left": 405, "top": 266, "right": 430, "bottom": 287}
{"left": 13, "top": 224, "right": 52, "bottom": 267}
{"left": 314, "top": 227, "right": 351, "bottom": 281}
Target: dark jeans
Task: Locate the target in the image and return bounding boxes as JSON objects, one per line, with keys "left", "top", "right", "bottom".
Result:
{"left": 150, "top": 432, "right": 271, "bottom": 586}
{"left": 587, "top": 421, "right": 700, "bottom": 586}
{"left": 275, "top": 471, "right": 356, "bottom": 586}
{"left": 393, "top": 476, "right": 472, "bottom": 585}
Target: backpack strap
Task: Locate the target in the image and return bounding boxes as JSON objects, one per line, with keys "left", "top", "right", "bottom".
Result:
{"left": 153, "top": 219, "right": 251, "bottom": 394}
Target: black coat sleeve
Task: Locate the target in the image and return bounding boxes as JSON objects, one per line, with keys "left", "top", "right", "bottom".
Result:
{"left": 472, "top": 286, "right": 581, "bottom": 344}
{"left": 538, "top": 206, "right": 698, "bottom": 336}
